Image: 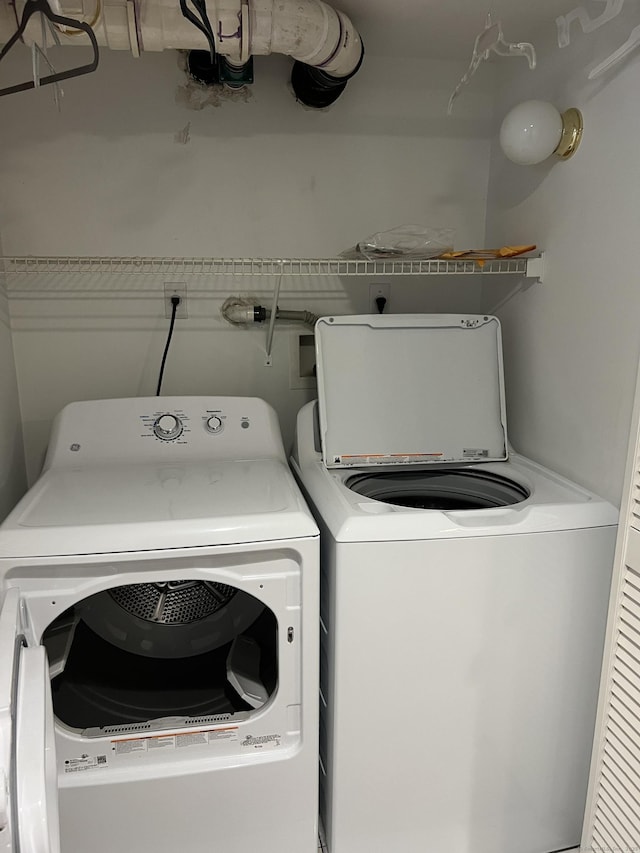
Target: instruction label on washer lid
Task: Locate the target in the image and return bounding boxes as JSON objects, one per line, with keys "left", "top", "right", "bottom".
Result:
{"left": 336, "top": 453, "right": 444, "bottom": 466}
{"left": 111, "top": 726, "right": 239, "bottom": 757}
{"left": 64, "top": 753, "right": 109, "bottom": 773}
{"left": 463, "top": 448, "right": 490, "bottom": 458}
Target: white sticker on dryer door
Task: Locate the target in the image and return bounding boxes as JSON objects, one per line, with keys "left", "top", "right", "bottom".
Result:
{"left": 64, "top": 753, "right": 108, "bottom": 773}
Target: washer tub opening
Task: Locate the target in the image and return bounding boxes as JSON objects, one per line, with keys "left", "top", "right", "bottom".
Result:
{"left": 346, "top": 469, "right": 530, "bottom": 510}
{"left": 43, "top": 579, "right": 277, "bottom": 734}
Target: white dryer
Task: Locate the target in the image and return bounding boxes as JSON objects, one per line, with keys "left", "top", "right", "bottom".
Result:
{"left": 0, "top": 396, "right": 319, "bottom": 853}
{"left": 291, "top": 315, "right": 618, "bottom": 853}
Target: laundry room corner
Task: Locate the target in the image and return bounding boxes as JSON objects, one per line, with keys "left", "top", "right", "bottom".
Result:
{"left": 482, "top": 1, "right": 640, "bottom": 508}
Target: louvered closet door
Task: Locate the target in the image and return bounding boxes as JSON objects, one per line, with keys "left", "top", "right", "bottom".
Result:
{"left": 582, "top": 370, "right": 640, "bottom": 851}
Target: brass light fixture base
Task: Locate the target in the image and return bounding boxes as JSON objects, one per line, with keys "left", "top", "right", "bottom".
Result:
{"left": 556, "top": 107, "right": 583, "bottom": 160}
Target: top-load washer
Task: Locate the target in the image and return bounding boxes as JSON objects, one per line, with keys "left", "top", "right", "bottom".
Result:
{"left": 291, "top": 315, "right": 618, "bottom": 853}
{"left": 0, "top": 396, "right": 319, "bottom": 853}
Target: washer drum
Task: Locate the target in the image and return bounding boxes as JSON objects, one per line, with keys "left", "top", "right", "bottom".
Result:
{"left": 78, "top": 580, "right": 265, "bottom": 658}
{"left": 346, "top": 469, "right": 530, "bottom": 510}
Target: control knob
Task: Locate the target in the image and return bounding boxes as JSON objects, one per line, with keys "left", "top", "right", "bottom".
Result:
{"left": 153, "top": 414, "right": 183, "bottom": 441}
{"left": 205, "top": 415, "right": 224, "bottom": 434}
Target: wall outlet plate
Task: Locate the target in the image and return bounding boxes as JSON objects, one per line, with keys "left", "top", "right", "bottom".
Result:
{"left": 164, "top": 282, "right": 188, "bottom": 319}
{"left": 369, "top": 282, "right": 391, "bottom": 314}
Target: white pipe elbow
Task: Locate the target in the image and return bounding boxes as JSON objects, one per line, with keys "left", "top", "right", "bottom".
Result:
{"left": 267, "top": 0, "right": 363, "bottom": 78}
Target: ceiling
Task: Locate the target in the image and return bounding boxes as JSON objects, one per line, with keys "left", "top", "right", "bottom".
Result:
{"left": 337, "top": 0, "right": 581, "bottom": 60}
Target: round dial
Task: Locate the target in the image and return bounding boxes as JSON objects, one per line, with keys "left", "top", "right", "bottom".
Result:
{"left": 205, "top": 415, "right": 223, "bottom": 434}
{"left": 153, "top": 414, "right": 183, "bottom": 441}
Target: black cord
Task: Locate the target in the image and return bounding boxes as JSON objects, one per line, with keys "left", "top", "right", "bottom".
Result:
{"left": 156, "top": 296, "right": 180, "bottom": 396}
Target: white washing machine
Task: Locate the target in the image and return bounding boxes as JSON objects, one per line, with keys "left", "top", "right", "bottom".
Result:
{"left": 0, "top": 396, "right": 319, "bottom": 853}
{"left": 291, "top": 315, "right": 618, "bottom": 853}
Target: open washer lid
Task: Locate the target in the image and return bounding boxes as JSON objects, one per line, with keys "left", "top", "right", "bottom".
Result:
{"left": 315, "top": 314, "right": 508, "bottom": 468}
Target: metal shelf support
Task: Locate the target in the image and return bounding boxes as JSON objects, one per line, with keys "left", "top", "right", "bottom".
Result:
{"left": 525, "top": 253, "right": 545, "bottom": 282}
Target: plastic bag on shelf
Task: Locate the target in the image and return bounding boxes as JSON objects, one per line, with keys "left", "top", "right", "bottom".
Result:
{"left": 342, "top": 225, "right": 455, "bottom": 261}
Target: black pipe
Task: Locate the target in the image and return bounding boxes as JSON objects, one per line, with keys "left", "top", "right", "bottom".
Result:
{"left": 291, "top": 41, "right": 364, "bottom": 109}
{"left": 187, "top": 49, "right": 219, "bottom": 86}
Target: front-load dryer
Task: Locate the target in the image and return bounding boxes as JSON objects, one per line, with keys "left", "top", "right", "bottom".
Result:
{"left": 0, "top": 396, "right": 319, "bottom": 853}
{"left": 291, "top": 315, "right": 618, "bottom": 853}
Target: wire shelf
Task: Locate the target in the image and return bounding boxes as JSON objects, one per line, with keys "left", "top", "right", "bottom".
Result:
{"left": 1, "top": 255, "right": 543, "bottom": 279}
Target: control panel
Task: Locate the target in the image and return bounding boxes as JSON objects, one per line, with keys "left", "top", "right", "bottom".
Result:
{"left": 143, "top": 407, "right": 236, "bottom": 443}
{"left": 43, "top": 397, "right": 285, "bottom": 468}
{"left": 144, "top": 408, "right": 229, "bottom": 443}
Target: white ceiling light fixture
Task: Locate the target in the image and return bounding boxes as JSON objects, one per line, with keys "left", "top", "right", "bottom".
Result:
{"left": 499, "top": 100, "right": 584, "bottom": 165}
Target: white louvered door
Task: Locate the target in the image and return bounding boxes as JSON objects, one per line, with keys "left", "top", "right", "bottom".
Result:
{"left": 582, "top": 366, "right": 640, "bottom": 851}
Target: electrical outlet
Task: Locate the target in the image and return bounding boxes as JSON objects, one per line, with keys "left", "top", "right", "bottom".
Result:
{"left": 164, "top": 282, "right": 188, "bottom": 319}
{"left": 369, "top": 282, "right": 390, "bottom": 314}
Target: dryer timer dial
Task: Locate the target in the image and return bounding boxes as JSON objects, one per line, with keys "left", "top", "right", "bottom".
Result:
{"left": 153, "top": 414, "right": 183, "bottom": 441}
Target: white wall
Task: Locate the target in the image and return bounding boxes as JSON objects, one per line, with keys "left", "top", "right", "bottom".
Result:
{"left": 0, "top": 47, "right": 495, "bottom": 482}
{"left": 0, "top": 49, "right": 492, "bottom": 257}
{"left": 0, "top": 242, "right": 27, "bottom": 517}
{"left": 483, "top": 2, "right": 640, "bottom": 506}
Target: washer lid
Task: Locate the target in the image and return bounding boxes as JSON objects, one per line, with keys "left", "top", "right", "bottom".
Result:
{"left": 315, "top": 315, "right": 508, "bottom": 468}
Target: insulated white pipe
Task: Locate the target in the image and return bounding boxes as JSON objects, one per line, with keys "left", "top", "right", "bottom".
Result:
{"left": 6, "top": 0, "right": 363, "bottom": 78}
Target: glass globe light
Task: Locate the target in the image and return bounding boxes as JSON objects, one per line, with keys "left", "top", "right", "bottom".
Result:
{"left": 499, "top": 100, "right": 583, "bottom": 165}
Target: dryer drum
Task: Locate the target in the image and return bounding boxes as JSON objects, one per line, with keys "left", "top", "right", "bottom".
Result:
{"left": 78, "top": 580, "right": 265, "bottom": 659}
{"left": 108, "top": 580, "right": 237, "bottom": 624}
{"left": 346, "top": 469, "right": 530, "bottom": 510}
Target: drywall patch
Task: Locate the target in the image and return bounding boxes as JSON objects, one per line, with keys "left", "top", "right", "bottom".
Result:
{"left": 175, "top": 51, "right": 253, "bottom": 110}
{"left": 175, "top": 79, "right": 253, "bottom": 110}
{"left": 174, "top": 122, "right": 191, "bottom": 144}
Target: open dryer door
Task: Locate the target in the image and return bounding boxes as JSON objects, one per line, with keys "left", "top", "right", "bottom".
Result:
{"left": 0, "top": 588, "right": 61, "bottom": 853}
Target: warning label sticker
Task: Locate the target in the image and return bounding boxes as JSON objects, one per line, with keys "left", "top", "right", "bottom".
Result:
{"left": 64, "top": 754, "right": 108, "bottom": 773}
{"left": 63, "top": 725, "right": 283, "bottom": 770}
{"left": 337, "top": 453, "right": 443, "bottom": 466}
{"left": 111, "top": 726, "right": 239, "bottom": 757}
{"left": 463, "top": 448, "right": 490, "bottom": 458}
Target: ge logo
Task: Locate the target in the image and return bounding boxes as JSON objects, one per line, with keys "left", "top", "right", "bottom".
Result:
{"left": 70, "top": 444, "right": 81, "bottom": 452}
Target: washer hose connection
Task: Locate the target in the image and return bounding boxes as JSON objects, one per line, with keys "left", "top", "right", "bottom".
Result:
{"left": 222, "top": 296, "right": 318, "bottom": 328}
